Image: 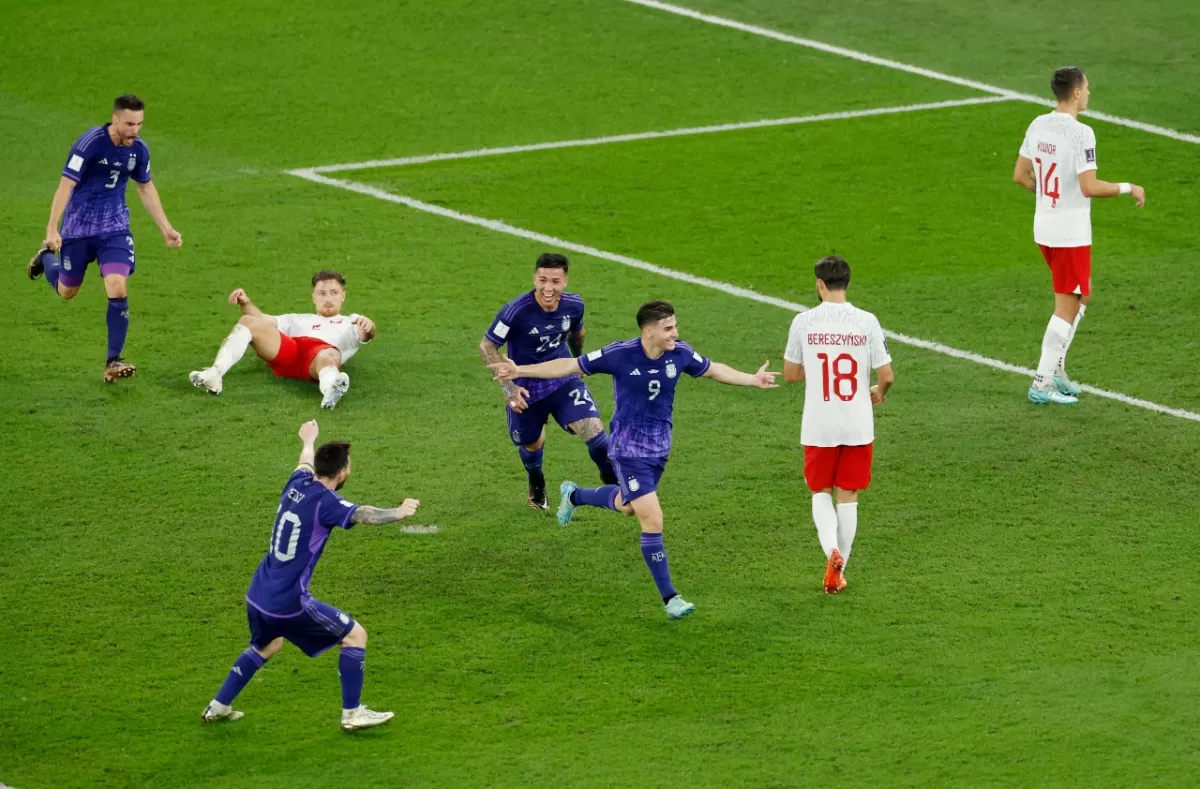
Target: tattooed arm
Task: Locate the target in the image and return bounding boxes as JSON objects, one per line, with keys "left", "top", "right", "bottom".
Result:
{"left": 480, "top": 336, "right": 530, "bottom": 411}
{"left": 567, "top": 327, "right": 585, "bottom": 358}
{"left": 351, "top": 499, "right": 420, "bottom": 525}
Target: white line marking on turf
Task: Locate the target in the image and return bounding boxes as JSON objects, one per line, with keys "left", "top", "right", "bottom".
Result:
{"left": 308, "top": 97, "right": 1011, "bottom": 173}
{"left": 286, "top": 169, "right": 1200, "bottom": 423}
{"left": 620, "top": 0, "right": 1200, "bottom": 146}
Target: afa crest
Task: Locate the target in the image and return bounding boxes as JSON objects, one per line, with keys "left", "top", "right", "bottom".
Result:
{"left": 127, "top": 156, "right": 136, "bottom": 171}
{"left": 62, "top": 257, "right": 72, "bottom": 271}
{"left": 628, "top": 477, "right": 641, "bottom": 492}
{"left": 665, "top": 362, "right": 677, "bottom": 379}
{"left": 561, "top": 315, "right": 571, "bottom": 331}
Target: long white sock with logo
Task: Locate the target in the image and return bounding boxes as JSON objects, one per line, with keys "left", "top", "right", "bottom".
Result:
{"left": 1034, "top": 315, "right": 1072, "bottom": 390}
{"left": 1056, "top": 304, "right": 1086, "bottom": 378}
{"left": 318, "top": 365, "right": 338, "bottom": 395}
{"left": 213, "top": 324, "right": 252, "bottom": 375}
{"left": 812, "top": 492, "right": 839, "bottom": 560}
{"left": 836, "top": 502, "right": 858, "bottom": 565}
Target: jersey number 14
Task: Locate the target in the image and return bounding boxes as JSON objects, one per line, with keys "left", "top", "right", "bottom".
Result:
{"left": 1035, "top": 157, "right": 1060, "bottom": 208}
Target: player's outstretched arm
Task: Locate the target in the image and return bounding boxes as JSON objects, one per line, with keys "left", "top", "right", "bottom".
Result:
{"left": 228, "top": 288, "right": 274, "bottom": 322}
{"left": 297, "top": 420, "right": 319, "bottom": 467}
{"left": 350, "top": 499, "right": 420, "bottom": 525}
{"left": 43, "top": 176, "right": 77, "bottom": 251}
{"left": 134, "top": 181, "right": 182, "bottom": 247}
{"left": 1079, "top": 171, "right": 1145, "bottom": 207}
{"left": 703, "top": 361, "right": 780, "bottom": 388}
{"left": 479, "top": 337, "right": 531, "bottom": 412}
{"left": 489, "top": 356, "right": 581, "bottom": 382}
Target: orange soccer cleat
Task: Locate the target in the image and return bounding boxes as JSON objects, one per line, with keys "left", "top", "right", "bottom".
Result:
{"left": 823, "top": 549, "right": 845, "bottom": 594}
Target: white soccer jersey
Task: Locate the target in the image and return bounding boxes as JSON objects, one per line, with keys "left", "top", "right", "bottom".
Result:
{"left": 785, "top": 302, "right": 891, "bottom": 447}
{"left": 1019, "top": 111, "right": 1099, "bottom": 247}
{"left": 274, "top": 313, "right": 369, "bottom": 362}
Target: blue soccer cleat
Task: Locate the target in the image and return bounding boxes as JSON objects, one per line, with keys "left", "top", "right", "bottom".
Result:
{"left": 557, "top": 480, "right": 578, "bottom": 526}
{"left": 664, "top": 595, "right": 696, "bottom": 620}
{"left": 1053, "top": 376, "right": 1082, "bottom": 397}
{"left": 1028, "top": 385, "right": 1078, "bottom": 405}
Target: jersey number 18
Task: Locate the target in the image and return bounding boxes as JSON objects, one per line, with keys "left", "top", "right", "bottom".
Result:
{"left": 816, "top": 352, "right": 858, "bottom": 402}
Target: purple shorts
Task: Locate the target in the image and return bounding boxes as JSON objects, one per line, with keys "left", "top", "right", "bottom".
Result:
{"left": 58, "top": 231, "right": 136, "bottom": 288}
{"left": 246, "top": 597, "right": 355, "bottom": 658}
{"left": 611, "top": 456, "right": 667, "bottom": 503}
{"left": 506, "top": 380, "right": 600, "bottom": 446}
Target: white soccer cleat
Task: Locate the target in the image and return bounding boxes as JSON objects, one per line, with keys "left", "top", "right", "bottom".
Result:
{"left": 320, "top": 372, "right": 350, "bottom": 409}
{"left": 189, "top": 367, "right": 223, "bottom": 395}
{"left": 664, "top": 595, "right": 696, "bottom": 620}
{"left": 341, "top": 704, "right": 394, "bottom": 732}
{"left": 1028, "top": 384, "right": 1077, "bottom": 405}
{"left": 202, "top": 701, "right": 243, "bottom": 723}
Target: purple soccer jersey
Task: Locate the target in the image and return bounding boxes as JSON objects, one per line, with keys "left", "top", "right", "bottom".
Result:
{"left": 59, "top": 125, "right": 152, "bottom": 240}
{"left": 245, "top": 466, "right": 359, "bottom": 616}
{"left": 577, "top": 339, "right": 711, "bottom": 458}
{"left": 486, "top": 291, "right": 585, "bottom": 402}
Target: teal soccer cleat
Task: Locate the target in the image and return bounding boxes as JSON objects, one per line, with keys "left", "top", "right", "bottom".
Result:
{"left": 1053, "top": 376, "right": 1082, "bottom": 396}
{"left": 557, "top": 481, "right": 578, "bottom": 526}
{"left": 1028, "top": 385, "right": 1078, "bottom": 405}
{"left": 664, "top": 595, "right": 696, "bottom": 620}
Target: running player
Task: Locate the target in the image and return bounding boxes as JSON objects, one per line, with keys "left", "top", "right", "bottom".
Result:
{"left": 201, "top": 420, "right": 420, "bottom": 731}
{"left": 26, "top": 94, "right": 183, "bottom": 382}
{"left": 189, "top": 271, "right": 375, "bottom": 409}
{"left": 784, "top": 256, "right": 894, "bottom": 594}
{"left": 1013, "top": 66, "right": 1145, "bottom": 405}
{"left": 479, "top": 253, "right": 617, "bottom": 510}
{"left": 490, "top": 300, "right": 779, "bottom": 619}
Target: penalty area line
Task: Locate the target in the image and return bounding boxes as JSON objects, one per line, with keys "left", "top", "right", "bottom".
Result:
{"left": 284, "top": 170, "right": 1200, "bottom": 424}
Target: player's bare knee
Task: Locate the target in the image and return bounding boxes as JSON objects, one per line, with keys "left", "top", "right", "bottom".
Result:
{"left": 524, "top": 430, "right": 547, "bottom": 452}
{"left": 572, "top": 418, "right": 604, "bottom": 441}
{"left": 256, "top": 637, "right": 284, "bottom": 660}
{"left": 58, "top": 285, "right": 80, "bottom": 300}
{"left": 833, "top": 488, "right": 859, "bottom": 504}
{"left": 342, "top": 622, "right": 367, "bottom": 648}
{"left": 313, "top": 348, "right": 342, "bottom": 369}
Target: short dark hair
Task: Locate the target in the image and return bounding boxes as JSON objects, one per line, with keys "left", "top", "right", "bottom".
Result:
{"left": 814, "top": 255, "right": 851, "bottom": 291}
{"left": 1051, "top": 67, "right": 1087, "bottom": 101}
{"left": 113, "top": 94, "right": 145, "bottom": 113}
{"left": 636, "top": 300, "right": 676, "bottom": 328}
{"left": 314, "top": 441, "right": 351, "bottom": 478}
{"left": 535, "top": 253, "right": 569, "bottom": 273}
{"left": 312, "top": 270, "right": 345, "bottom": 288}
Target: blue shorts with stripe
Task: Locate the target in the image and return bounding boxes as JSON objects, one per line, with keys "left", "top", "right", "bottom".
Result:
{"left": 246, "top": 597, "right": 355, "bottom": 657}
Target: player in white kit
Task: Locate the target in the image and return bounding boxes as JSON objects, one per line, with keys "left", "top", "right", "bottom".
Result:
{"left": 784, "top": 256, "right": 894, "bottom": 594}
{"left": 189, "top": 270, "right": 376, "bottom": 408}
{"left": 1013, "top": 66, "right": 1145, "bottom": 405}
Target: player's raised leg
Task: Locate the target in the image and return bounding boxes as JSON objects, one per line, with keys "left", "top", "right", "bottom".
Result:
{"left": 338, "top": 622, "right": 393, "bottom": 732}
{"left": 567, "top": 416, "right": 618, "bottom": 486}
{"left": 311, "top": 348, "right": 349, "bottom": 409}
{"left": 100, "top": 263, "right": 136, "bottom": 381}
{"left": 629, "top": 492, "right": 694, "bottom": 619}
{"left": 202, "top": 636, "right": 284, "bottom": 723}
{"left": 191, "top": 314, "right": 282, "bottom": 395}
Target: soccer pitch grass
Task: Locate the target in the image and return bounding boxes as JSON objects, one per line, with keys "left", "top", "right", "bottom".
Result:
{"left": 3, "top": 1, "right": 1199, "bottom": 787}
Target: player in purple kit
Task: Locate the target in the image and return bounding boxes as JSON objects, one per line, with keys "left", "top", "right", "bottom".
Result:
{"left": 479, "top": 253, "right": 618, "bottom": 510}
{"left": 202, "top": 420, "right": 421, "bottom": 731}
{"left": 490, "top": 300, "right": 779, "bottom": 619}
{"left": 26, "top": 95, "right": 182, "bottom": 382}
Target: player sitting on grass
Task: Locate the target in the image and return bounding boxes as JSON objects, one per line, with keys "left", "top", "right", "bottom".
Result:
{"left": 189, "top": 271, "right": 375, "bottom": 409}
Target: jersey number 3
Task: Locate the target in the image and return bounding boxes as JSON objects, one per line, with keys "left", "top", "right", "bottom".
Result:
{"left": 816, "top": 352, "right": 858, "bottom": 402}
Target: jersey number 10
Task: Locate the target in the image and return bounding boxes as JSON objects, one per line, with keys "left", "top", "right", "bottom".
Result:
{"left": 816, "top": 352, "right": 858, "bottom": 402}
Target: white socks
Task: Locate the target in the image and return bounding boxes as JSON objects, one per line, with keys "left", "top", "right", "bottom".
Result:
{"left": 1034, "top": 315, "right": 1072, "bottom": 390}
{"left": 836, "top": 502, "right": 858, "bottom": 564}
{"left": 812, "top": 492, "right": 839, "bottom": 560}
{"left": 1056, "top": 304, "right": 1086, "bottom": 378}
{"left": 213, "top": 324, "right": 252, "bottom": 375}
{"left": 318, "top": 365, "right": 339, "bottom": 394}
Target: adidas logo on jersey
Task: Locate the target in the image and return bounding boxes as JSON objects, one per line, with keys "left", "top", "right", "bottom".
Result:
{"left": 99, "top": 158, "right": 109, "bottom": 165}
{"left": 629, "top": 369, "right": 641, "bottom": 376}
{"left": 529, "top": 327, "right": 539, "bottom": 335}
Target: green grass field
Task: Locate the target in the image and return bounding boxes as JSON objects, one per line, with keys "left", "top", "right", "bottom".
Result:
{"left": 4, "top": 1, "right": 1199, "bottom": 787}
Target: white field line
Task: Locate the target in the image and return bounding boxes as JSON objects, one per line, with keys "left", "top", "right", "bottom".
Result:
{"left": 285, "top": 169, "right": 1200, "bottom": 423}
{"left": 620, "top": 0, "right": 1200, "bottom": 146}
{"left": 308, "top": 97, "right": 1010, "bottom": 173}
